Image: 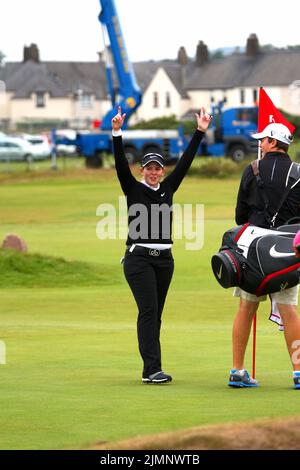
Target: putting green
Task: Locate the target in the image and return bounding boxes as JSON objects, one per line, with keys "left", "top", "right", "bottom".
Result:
{"left": 0, "top": 169, "right": 299, "bottom": 450}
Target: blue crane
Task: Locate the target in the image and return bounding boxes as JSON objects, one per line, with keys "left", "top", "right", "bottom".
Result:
{"left": 98, "top": 0, "right": 142, "bottom": 130}
{"left": 52, "top": 0, "right": 186, "bottom": 167}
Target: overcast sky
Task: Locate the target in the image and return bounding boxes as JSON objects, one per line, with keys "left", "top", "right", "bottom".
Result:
{"left": 1, "top": 0, "right": 300, "bottom": 63}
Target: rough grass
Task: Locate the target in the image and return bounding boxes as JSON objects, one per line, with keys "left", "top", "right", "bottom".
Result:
{"left": 0, "top": 249, "right": 122, "bottom": 288}
{"left": 90, "top": 416, "right": 300, "bottom": 450}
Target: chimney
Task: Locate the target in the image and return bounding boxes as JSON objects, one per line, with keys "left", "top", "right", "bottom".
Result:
{"left": 97, "top": 51, "right": 104, "bottom": 62}
{"left": 196, "top": 40, "right": 209, "bottom": 66}
{"left": 23, "top": 43, "right": 40, "bottom": 63}
{"left": 177, "top": 46, "right": 188, "bottom": 66}
{"left": 246, "top": 34, "right": 260, "bottom": 57}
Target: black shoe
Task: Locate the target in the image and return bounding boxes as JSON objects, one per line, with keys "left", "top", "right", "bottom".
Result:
{"left": 142, "top": 371, "right": 172, "bottom": 384}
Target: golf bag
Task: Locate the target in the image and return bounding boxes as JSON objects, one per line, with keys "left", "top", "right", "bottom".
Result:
{"left": 211, "top": 223, "right": 300, "bottom": 296}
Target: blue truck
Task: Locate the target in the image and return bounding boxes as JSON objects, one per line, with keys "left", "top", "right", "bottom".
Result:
{"left": 204, "top": 102, "right": 258, "bottom": 162}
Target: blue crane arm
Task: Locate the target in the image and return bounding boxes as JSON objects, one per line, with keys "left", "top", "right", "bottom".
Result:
{"left": 98, "top": 0, "right": 142, "bottom": 130}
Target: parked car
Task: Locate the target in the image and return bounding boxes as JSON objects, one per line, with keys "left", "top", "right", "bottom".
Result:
{"left": 20, "top": 134, "right": 52, "bottom": 160}
{"left": 0, "top": 136, "right": 34, "bottom": 161}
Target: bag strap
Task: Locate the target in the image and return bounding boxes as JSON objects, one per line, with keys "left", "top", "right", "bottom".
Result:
{"left": 251, "top": 159, "right": 297, "bottom": 227}
{"left": 251, "top": 160, "right": 271, "bottom": 225}
{"left": 271, "top": 162, "right": 300, "bottom": 226}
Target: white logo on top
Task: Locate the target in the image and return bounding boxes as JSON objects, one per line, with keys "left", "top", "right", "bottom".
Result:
{"left": 269, "top": 244, "right": 295, "bottom": 258}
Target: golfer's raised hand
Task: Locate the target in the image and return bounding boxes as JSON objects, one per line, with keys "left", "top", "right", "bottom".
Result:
{"left": 195, "top": 107, "right": 212, "bottom": 132}
{"left": 112, "top": 106, "right": 126, "bottom": 131}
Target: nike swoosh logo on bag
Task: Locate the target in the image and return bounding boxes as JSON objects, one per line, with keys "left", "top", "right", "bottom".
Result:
{"left": 269, "top": 245, "right": 295, "bottom": 258}
{"left": 161, "top": 193, "right": 165, "bottom": 197}
{"left": 217, "top": 265, "right": 223, "bottom": 279}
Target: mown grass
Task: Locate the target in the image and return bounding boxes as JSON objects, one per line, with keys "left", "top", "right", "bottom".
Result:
{"left": 0, "top": 167, "right": 299, "bottom": 450}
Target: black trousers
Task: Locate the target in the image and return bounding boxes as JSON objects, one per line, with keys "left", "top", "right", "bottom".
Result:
{"left": 123, "top": 248, "right": 174, "bottom": 377}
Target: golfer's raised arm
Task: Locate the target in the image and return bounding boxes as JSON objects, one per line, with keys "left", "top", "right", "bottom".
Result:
{"left": 112, "top": 106, "right": 136, "bottom": 195}
{"left": 164, "top": 108, "right": 212, "bottom": 192}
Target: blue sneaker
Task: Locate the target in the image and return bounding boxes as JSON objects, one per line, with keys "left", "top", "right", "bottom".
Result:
{"left": 228, "top": 369, "right": 259, "bottom": 388}
{"left": 293, "top": 372, "right": 300, "bottom": 390}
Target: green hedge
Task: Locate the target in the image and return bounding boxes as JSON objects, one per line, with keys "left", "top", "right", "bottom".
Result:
{"left": 130, "top": 111, "right": 300, "bottom": 138}
{"left": 130, "top": 115, "right": 179, "bottom": 130}
{"left": 187, "top": 157, "right": 249, "bottom": 179}
{"left": 279, "top": 110, "right": 300, "bottom": 138}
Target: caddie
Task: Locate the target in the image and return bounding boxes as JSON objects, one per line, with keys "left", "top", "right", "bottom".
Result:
{"left": 229, "top": 123, "right": 300, "bottom": 389}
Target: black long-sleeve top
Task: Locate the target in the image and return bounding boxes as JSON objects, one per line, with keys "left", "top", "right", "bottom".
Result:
{"left": 236, "top": 151, "right": 300, "bottom": 228}
{"left": 113, "top": 129, "right": 204, "bottom": 245}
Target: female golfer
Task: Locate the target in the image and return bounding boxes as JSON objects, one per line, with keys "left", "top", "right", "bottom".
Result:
{"left": 112, "top": 106, "right": 211, "bottom": 384}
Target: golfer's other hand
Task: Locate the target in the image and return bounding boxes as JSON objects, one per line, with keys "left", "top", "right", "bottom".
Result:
{"left": 196, "top": 107, "right": 213, "bottom": 132}
{"left": 112, "top": 106, "right": 126, "bottom": 131}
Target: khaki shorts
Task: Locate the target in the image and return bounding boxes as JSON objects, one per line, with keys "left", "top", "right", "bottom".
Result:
{"left": 233, "top": 285, "right": 299, "bottom": 305}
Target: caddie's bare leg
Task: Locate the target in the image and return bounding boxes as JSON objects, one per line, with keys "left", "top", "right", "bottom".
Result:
{"left": 278, "top": 304, "right": 300, "bottom": 372}
{"left": 232, "top": 299, "right": 259, "bottom": 370}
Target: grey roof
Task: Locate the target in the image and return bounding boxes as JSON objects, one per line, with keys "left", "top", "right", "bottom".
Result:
{"left": 45, "top": 61, "right": 108, "bottom": 97}
{"left": 133, "top": 60, "right": 191, "bottom": 98}
{"left": 242, "top": 50, "right": 300, "bottom": 87}
{"left": 1, "top": 48, "right": 300, "bottom": 101}
{"left": 11, "top": 62, "right": 66, "bottom": 98}
{"left": 0, "top": 58, "right": 188, "bottom": 100}
{"left": 0, "top": 60, "right": 108, "bottom": 99}
{"left": 186, "top": 50, "right": 300, "bottom": 90}
{"left": 132, "top": 61, "right": 161, "bottom": 92}
{"left": 134, "top": 51, "right": 300, "bottom": 94}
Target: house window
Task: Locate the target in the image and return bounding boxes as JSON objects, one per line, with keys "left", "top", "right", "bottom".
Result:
{"left": 253, "top": 88, "right": 258, "bottom": 104}
{"left": 240, "top": 89, "right": 245, "bottom": 104}
{"left": 153, "top": 92, "right": 159, "bottom": 108}
{"left": 80, "top": 93, "right": 92, "bottom": 109}
{"left": 236, "top": 108, "right": 258, "bottom": 123}
{"left": 165, "top": 92, "right": 171, "bottom": 108}
{"left": 36, "top": 92, "right": 45, "bottom": 108}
